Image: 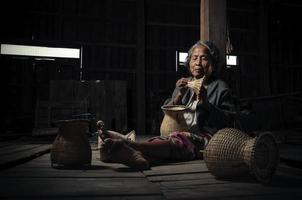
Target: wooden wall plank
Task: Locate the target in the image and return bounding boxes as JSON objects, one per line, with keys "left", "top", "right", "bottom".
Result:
{"left": 136, "top": 0, "right": 146, "bottom": 135}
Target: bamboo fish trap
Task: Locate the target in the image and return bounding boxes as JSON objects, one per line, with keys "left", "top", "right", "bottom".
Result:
{"left": 204, "top": 128, "right": 279, "bottom": 183}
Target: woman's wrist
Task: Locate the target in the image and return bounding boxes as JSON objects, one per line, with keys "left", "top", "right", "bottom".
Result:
{"left": 173, "top": 91, "right": 183, "bottom": 104}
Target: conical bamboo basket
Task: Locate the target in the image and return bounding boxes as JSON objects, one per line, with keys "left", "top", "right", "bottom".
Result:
{"left": 204, "top": 128, "right": 279, "bottom": 183}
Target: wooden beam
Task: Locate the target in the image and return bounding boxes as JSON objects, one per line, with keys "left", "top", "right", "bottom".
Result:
{"left": 200, "top": 0, "right": 226, "bottom": 76}
{"left": 200, "top": 0, "right": 209, "bottom": 40}
{"left": 136, "top": 0, "right": 146, "bottom": 135}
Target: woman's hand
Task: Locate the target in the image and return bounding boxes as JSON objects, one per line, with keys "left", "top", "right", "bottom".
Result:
{"left": 176, "top": 78, "right": 188, "bottom": 88}
{"left": 173, "top": 78, "right": 188, "bottom": 104}
{"left": 176, "top": 78, "right": 189, "bottom": 95}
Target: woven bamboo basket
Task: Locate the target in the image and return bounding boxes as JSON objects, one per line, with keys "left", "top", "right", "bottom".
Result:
{"left": 204, "top": 128, "right": 279, "bottom": 183}
{"left": 160, "top": 105, "right": 189, "bottom": 137}
{"left": 51, "top": 119, "right": 92, "bottom": 167}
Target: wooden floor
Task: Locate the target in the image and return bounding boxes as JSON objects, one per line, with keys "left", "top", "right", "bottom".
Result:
{"left": 1, "top": 135, "right": 302, "bottom": 200}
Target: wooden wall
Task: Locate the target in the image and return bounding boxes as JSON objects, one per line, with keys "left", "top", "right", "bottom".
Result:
{"left": 226, "top": 0, "right": 302, "bottom": 98}
{"left": 227, "top": 0, "right": 302, "bottom": 131}
{"left": 226, "top": 0, "right": 262, "bottom": 98}
{"left": 0, "top": 0, "right": 200, "bottom": 135}
{"left": 2, "top": 0, "right": 300, "bottom": 135}
{"left": 269, "top": 1, "right": 302, "bottom": 94}
{"left": 145, "top": 0, "right": 200, "bottom": 134}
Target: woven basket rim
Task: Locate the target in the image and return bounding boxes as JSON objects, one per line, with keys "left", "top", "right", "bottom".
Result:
{"left": 161, "top": 105, "right": 188, "bottom": 112}
{"left": 54, "top": 119, "right": 90, "bottom": 125}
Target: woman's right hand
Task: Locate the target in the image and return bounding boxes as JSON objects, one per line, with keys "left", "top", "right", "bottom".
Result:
{"left": 176, "top": 78, "right": 188, "bottom": 88}
{"left": 176, "top": 78, "right": 188, "bottom": 95}
{"left": 172, "top": 78, "right": 188, "bottom": 104}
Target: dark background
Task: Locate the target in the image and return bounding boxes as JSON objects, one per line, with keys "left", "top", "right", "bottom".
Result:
{"left": 1, "top": 0, "right": 301, "bottom": 136}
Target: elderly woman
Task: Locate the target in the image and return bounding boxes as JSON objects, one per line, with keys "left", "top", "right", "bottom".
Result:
{"left": 98, "top": 40, "right": 235, "bottom": 170}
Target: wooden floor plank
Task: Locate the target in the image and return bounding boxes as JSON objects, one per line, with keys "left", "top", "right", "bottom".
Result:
{"left": 0, "top": 141, "right": 18, "bottom": 148}
{"left": 3, "top": 195, "right": 166, "bottom": 200}
{"left": 1, "top": 166, "right": 145, "bottom": 178}
{"left": 0, "top": 147, "right": 165, "bottom": 199}
{"left": 156, "top": 166, "right": 302, "bottom": 200}
{"left": 1, "top": 153, "right": 145, "bottom": 178}
{"left": 1, "top": 169, "right": 146, "bottom": 178}
{"left": 0, "top": 144, "right": 51, "bottom": 169}
{"left": 144, "top": 159, "right": 302, "bottom": 200}
{"left": 0, "top": 144, "right": 44, "bottom": 156}
{"left": 143, "top": 161, "right": 209, "bottom": 176}
{"left": 147, "top": 172, "right": 215, "bottom": 182}
{"left": 162, "top": 181, "right": 302, "bottom": 200}
{"left": 1, "top": 136, "right": 302, "bottom": 200}
{"left": 0, "top": 177, "right": 162, "bottom": 198}
{"left": 280, "top": 144, "right": 302, "bottom": 163}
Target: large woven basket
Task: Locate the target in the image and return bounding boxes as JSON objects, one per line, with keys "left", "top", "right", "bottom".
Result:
{"left": 204, "top": 128, "right": 279, "bottom": 183}
{"left": 51, "top": 119, "right": 91, "bottom": 167}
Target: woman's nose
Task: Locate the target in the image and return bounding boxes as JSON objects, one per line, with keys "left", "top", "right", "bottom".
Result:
{"left": 196, "top": 57, "right": 202, "bottom": 65}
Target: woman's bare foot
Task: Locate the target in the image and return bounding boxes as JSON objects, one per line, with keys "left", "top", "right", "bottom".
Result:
{"left": 96, "top": 120, "right": 108, "bottom": 141}
{"left": 97, "top": 120, "right": 136, "bottom": 141}
{"left": 100, "top": 138, "right": 149, "bottom": 170}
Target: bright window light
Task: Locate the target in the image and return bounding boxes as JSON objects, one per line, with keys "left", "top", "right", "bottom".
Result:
{"left": 178, "top": 52, "right": 188, "bottom": 63}
{"left": 0, "top": 44, "right": 80, "bottom": 59}
{"left": 226, "top": 55, "right": 238, "bottom": 66}
{"left": 176, "top": 51, "right": 188, "bottom": 71}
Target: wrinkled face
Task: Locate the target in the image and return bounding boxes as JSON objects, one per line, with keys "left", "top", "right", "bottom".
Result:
{"left": 189, "top": 45, "right": 213, "bottom": 79}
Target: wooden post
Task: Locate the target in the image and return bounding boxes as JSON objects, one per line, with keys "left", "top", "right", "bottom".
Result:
{"left": 136, "top": 0, "right": 146, "bottom": 135}
{"left": 200, "top": 0, "right": 226, "bottom": 77}
{"left": 200, "top": 0, "right": 209, "bottom": 40}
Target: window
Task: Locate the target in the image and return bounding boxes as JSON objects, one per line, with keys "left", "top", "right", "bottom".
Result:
{"left": 176, "top": 51, "right": 188, "bottom": 71}
{"left": 0, "top": 44, "right": 80, "bottom": 59}
{"left": 226, "top": 55, "right": 238, "bottom": 68}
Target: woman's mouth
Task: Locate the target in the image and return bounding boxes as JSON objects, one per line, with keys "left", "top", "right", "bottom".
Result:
{"left": 194, "top": 66, "right": 203, "bottom": 72}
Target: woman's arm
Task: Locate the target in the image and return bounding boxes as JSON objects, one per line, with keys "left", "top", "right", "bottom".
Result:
{"left": 164, "top": 78, "right": 190, "bottom": 105}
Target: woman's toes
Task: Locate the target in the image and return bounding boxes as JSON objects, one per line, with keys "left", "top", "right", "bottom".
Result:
{"left": 96, "top": 120, "right": 105, "bottom": 131}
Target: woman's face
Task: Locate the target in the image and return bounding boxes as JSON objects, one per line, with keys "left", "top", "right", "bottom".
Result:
{"left": 189, "top": 45, "right": 213, "bottom": 79}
